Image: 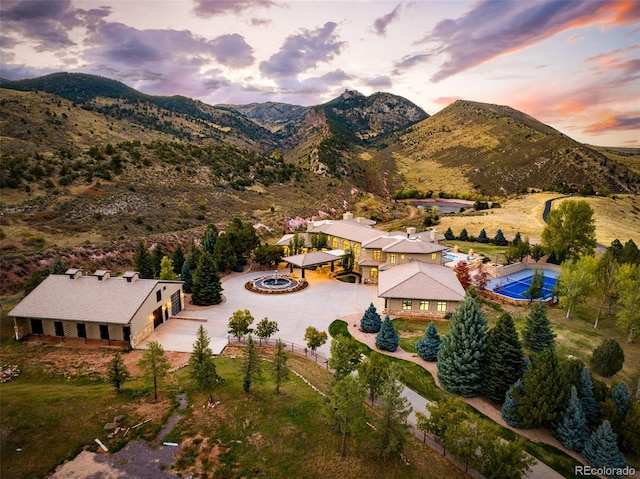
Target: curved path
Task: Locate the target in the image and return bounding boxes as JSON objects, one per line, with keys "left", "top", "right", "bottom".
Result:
{"left": 344, "top": 317, "right": 586, "bottom": 479}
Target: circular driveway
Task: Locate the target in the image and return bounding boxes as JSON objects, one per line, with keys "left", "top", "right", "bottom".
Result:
{"left": 140, "top": 269, "right": 384, "bottom": 356}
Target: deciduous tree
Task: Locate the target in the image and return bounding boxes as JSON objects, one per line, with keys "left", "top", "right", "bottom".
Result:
{"left": 323, "top": 375, "right": 367, "bottom": 457}
{"left": 159, "top": 256, "right": 179, "bottom": 281}
{"left": 615, "top": 263, "right": 640, "bottom": 342}
{"left": 541, "top": 200, "right": 596, "bottom": 262}
{"left": 255, "top": 318, "right": 278, "bottom": 344}
{"left": 357, "top": 351, "right": 390, "bottom": 406}
{"left": 328, "top": 335, "right": 362, "bottom": 380}
{"left": 373, "top": 367, "right": 412, "bottom": 459}
{"left": 228, "top": 309, "right": 254, "bottom": 339}
{"left": 558, "top": 256, "right": 598, "bottom": 319}
{"left": 453, "top": 261, "right": 471, "bottom": 289}
{"left": 304, "top": 326, "right": 327, "bottom": 352}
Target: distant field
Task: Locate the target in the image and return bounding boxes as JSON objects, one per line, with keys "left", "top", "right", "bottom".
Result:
{"left": 409, "top": 193, "right": 639, "bottom": 245}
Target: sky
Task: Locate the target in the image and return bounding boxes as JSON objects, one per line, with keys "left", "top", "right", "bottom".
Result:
{"left": 1, "top": 0, "right": 639, "bottom": 147}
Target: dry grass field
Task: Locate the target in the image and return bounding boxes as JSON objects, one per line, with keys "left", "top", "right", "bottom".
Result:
{"left": 418, "top": 193, "right": 639, "bottom": 245}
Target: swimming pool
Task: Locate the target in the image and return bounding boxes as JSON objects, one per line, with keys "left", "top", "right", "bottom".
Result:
{"left": 487, "top": 269, "right": 558, "bottom": 301}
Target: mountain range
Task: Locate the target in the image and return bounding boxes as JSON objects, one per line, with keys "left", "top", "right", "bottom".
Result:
{"left": 2, "top": 72, "right": 638, "bottom": 197}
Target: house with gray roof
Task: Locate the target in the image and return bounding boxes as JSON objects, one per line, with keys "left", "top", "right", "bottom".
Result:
{"left": 9, "top": 268, "right": 183, "bottom": 347}
{"left": 378, "top": 261, "right": 465, "bottom": 317}
{"left": 276, "top": 213, "right": 464, "bottom": 318}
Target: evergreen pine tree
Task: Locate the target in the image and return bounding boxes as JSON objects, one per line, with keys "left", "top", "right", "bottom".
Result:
{"left": 459, "top": 228, "right": 469, "bottom": 241}
{"left": 360, "top": 302, "right": 382, "bottom": 333}
{"left": 591, "top": 339, "right": 625, "bottom": 378}
{"left": 106, "top": 351, "right": 130, "bottom": 393}
{"left": 189, "top": 325, "right": 221, "bottom": 403}
{"left": 437, "top": 295, "right": 488, "bottom": 397}
{"left": 444, "top": 227, "right": 455, "bottom": 240}
{"left": 578, "top": 367, "right": 599, "bottom": 425}
{"left": 482, "top": 313, "right": 524, "bottom": 403}
{"left": 493, "top": 229, "right": 508, "bottom": 246}
{"left": 553, "top": 386, "right": 588, "bottom": 452}
{"left": 415, "top": 322, "right": 441, "bottom": 361}
{"left": 172, "top": 244, "right": 185, "bottom": 275}
{"left": 611, "top": 382, "right": 631, "bottom": 417}
{"left": 375, "top": 316, "right": 399, "bottom": 352}
{"left": 180, "top": 262, "right": 193, "bottom": 293}
{"left": 581, "top": 421, "right": 627, "bottom": 473}
{"left": 242, "top": 335, "right": 261, "bottom": 393}
{"left": 512, "top": 348, "right": 569, "bottom": 428}
{"left": 619, "top": 402, "right": 640, "bottom": 456}
{"left": 522, "top": 302, "right": 556, "bottom": 353}
{"left": 192, "top": 251, "right": 223, "bottom": 306}
{"left": 373, "top": 369, "right": 412, "bottom": 459}
{"left": 213, "top": 232, "right": 238, "bottom": 272}
{"left": 513, "top": 232, "right": 522, "bottom": 245}
{"left": 477, "top": 229, "right": 489, "bottom": 243}
{"left": 501, "top": 379, "right": 523, "bottom": 427}
{"left": 133, "top": 241, "right": 154, "bottom": 279}
{"left": 201, "top": 223, "right": 219, "bottom": 254}
{"left": 151, "top": 244, "right": 164, "bottom": 278}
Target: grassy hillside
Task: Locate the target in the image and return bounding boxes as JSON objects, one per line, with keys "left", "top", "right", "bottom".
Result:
{"left": 392, "top": 100, "right": 639, "bottom": 196}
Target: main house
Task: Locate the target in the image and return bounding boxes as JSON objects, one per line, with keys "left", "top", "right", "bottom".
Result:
{"left": 277, "top": 213, "right": 465, "bottom": 318}
{"left": 10, "top": 269, "right": 184, "bottom": 347}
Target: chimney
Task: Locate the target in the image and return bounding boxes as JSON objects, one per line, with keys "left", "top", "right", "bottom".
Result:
{"left": 356, "top": 217, "right": 366, "bottom": 224}
{"left": 407, "top": 227, "right": 416, "bottom": 237}
{"left": 306, "top": 220, "right": 314, "bottom": 232}
{"left": 343, "top": 212, "right": 354, "bottom": 221}
{"left": 65, "top": 268, "right": 83, "bottom": 280}
{"left": 123, "top": 271, "right": 140, "bottom": 283}
{"left": 430, "top": 229, "right": 437, "bottom": 242}
{"left": 94, "top": 270, "right": 111, "bottom": 281}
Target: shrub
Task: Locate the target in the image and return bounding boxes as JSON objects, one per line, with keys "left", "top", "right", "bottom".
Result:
{"left": 591, "top": 339, "right": 624, "bottom": 377}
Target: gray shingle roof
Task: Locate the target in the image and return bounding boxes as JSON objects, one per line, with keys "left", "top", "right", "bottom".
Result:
{"left": 9, "top": 274, "right": 170, "bottom": 324}
{"left": 378, "top": 261, "right": 465, "bottom": 301}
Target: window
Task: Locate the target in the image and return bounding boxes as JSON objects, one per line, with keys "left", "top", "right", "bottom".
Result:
{"left": 437, "top": 302, "right": 447, "bottom": 312}
{"left": 400, "top": 254, "right": 405, "bottom": 260}
{"left": 402, "top": 299, "right": 412, "bottom": 310}
{"left": 431, "top": 253, "right": 437, "bottom": 261}
{"left": 332, "top": 237, "right": 339, "bottom": 248}
{"left": 373, "top": 249, "right": 382, "bottom": 260}
{"left": 353, "top": 244, "right": 360, "bottom": 256}
{"left": 156, "top": 290, "right": 162, "bottom": 302}
{"left": 342, "top": 240, "right": 349, "bottom": 250}
{"left": 77, "top": 324, "right": 87, "bottom": 338}
{"left": 31, "top": 319, "right": 43, "bottom": 335}
{"left": 390, "top": 253, "right": 397, "bottom": 264}
{"left": 54, "top": 321, "right": 64, "bottom": 337}
{"left": 371, "top": 267, "right": 378, "bottom": 279}
{"left": 420, "top": 301, "right": 429, "bottom": 311}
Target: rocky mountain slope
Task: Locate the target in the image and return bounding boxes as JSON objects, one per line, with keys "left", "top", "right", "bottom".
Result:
{"left": 392, "top": 100, "right": 639, "bottom": 196}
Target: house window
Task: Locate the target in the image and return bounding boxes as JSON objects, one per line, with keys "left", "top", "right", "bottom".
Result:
{"left": 353, "top": 244, "right": 360, "bottom": 256}
{"left": 431, "top": 253, "right": 437, "bottom": 261}
{"left": 342, "top": 240, "right": 349, "bottom": 250}
{"left": 390, "top": 253, "right": 397, "bottom": 264}
{"left": 402, "top": 299, "right": 412, "bottom": 310}
{"left": 332, "top": 237, "right": 339, "bottom": 248}
{"left": 156, "top": 290, "right": 162, "bottom": 302}
{"left": 373, "top": 250, "right": 382, "bottom": 260}
{"left": 401, "top": 254, "right": 405, "bottom": 260}
{"left": 420, "top": 301, "right": 429, "bottom": 311}
{"left": 31, "top": 319, "right": 43, "bottom": 335}
{"left": 437, "top": 302, "right": 447, "bottom": 312}
{"left": 371, "top": 268, "right": 378, "bottom": 279}
{"left": 77, "top": 323, "right": 87, "bottom": 338}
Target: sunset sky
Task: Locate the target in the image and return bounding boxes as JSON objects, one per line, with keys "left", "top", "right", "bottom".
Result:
{"left": 1, "top": 0, "right": 638, "bottom": 146}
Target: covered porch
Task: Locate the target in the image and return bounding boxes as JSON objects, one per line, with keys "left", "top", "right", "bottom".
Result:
{"left": 282, "top": 250, "right": 343, "bottom": 279}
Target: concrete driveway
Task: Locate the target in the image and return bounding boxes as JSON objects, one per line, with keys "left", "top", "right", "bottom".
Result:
{"left": 140, "top": 268, "right": 384, "bottom": 356}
